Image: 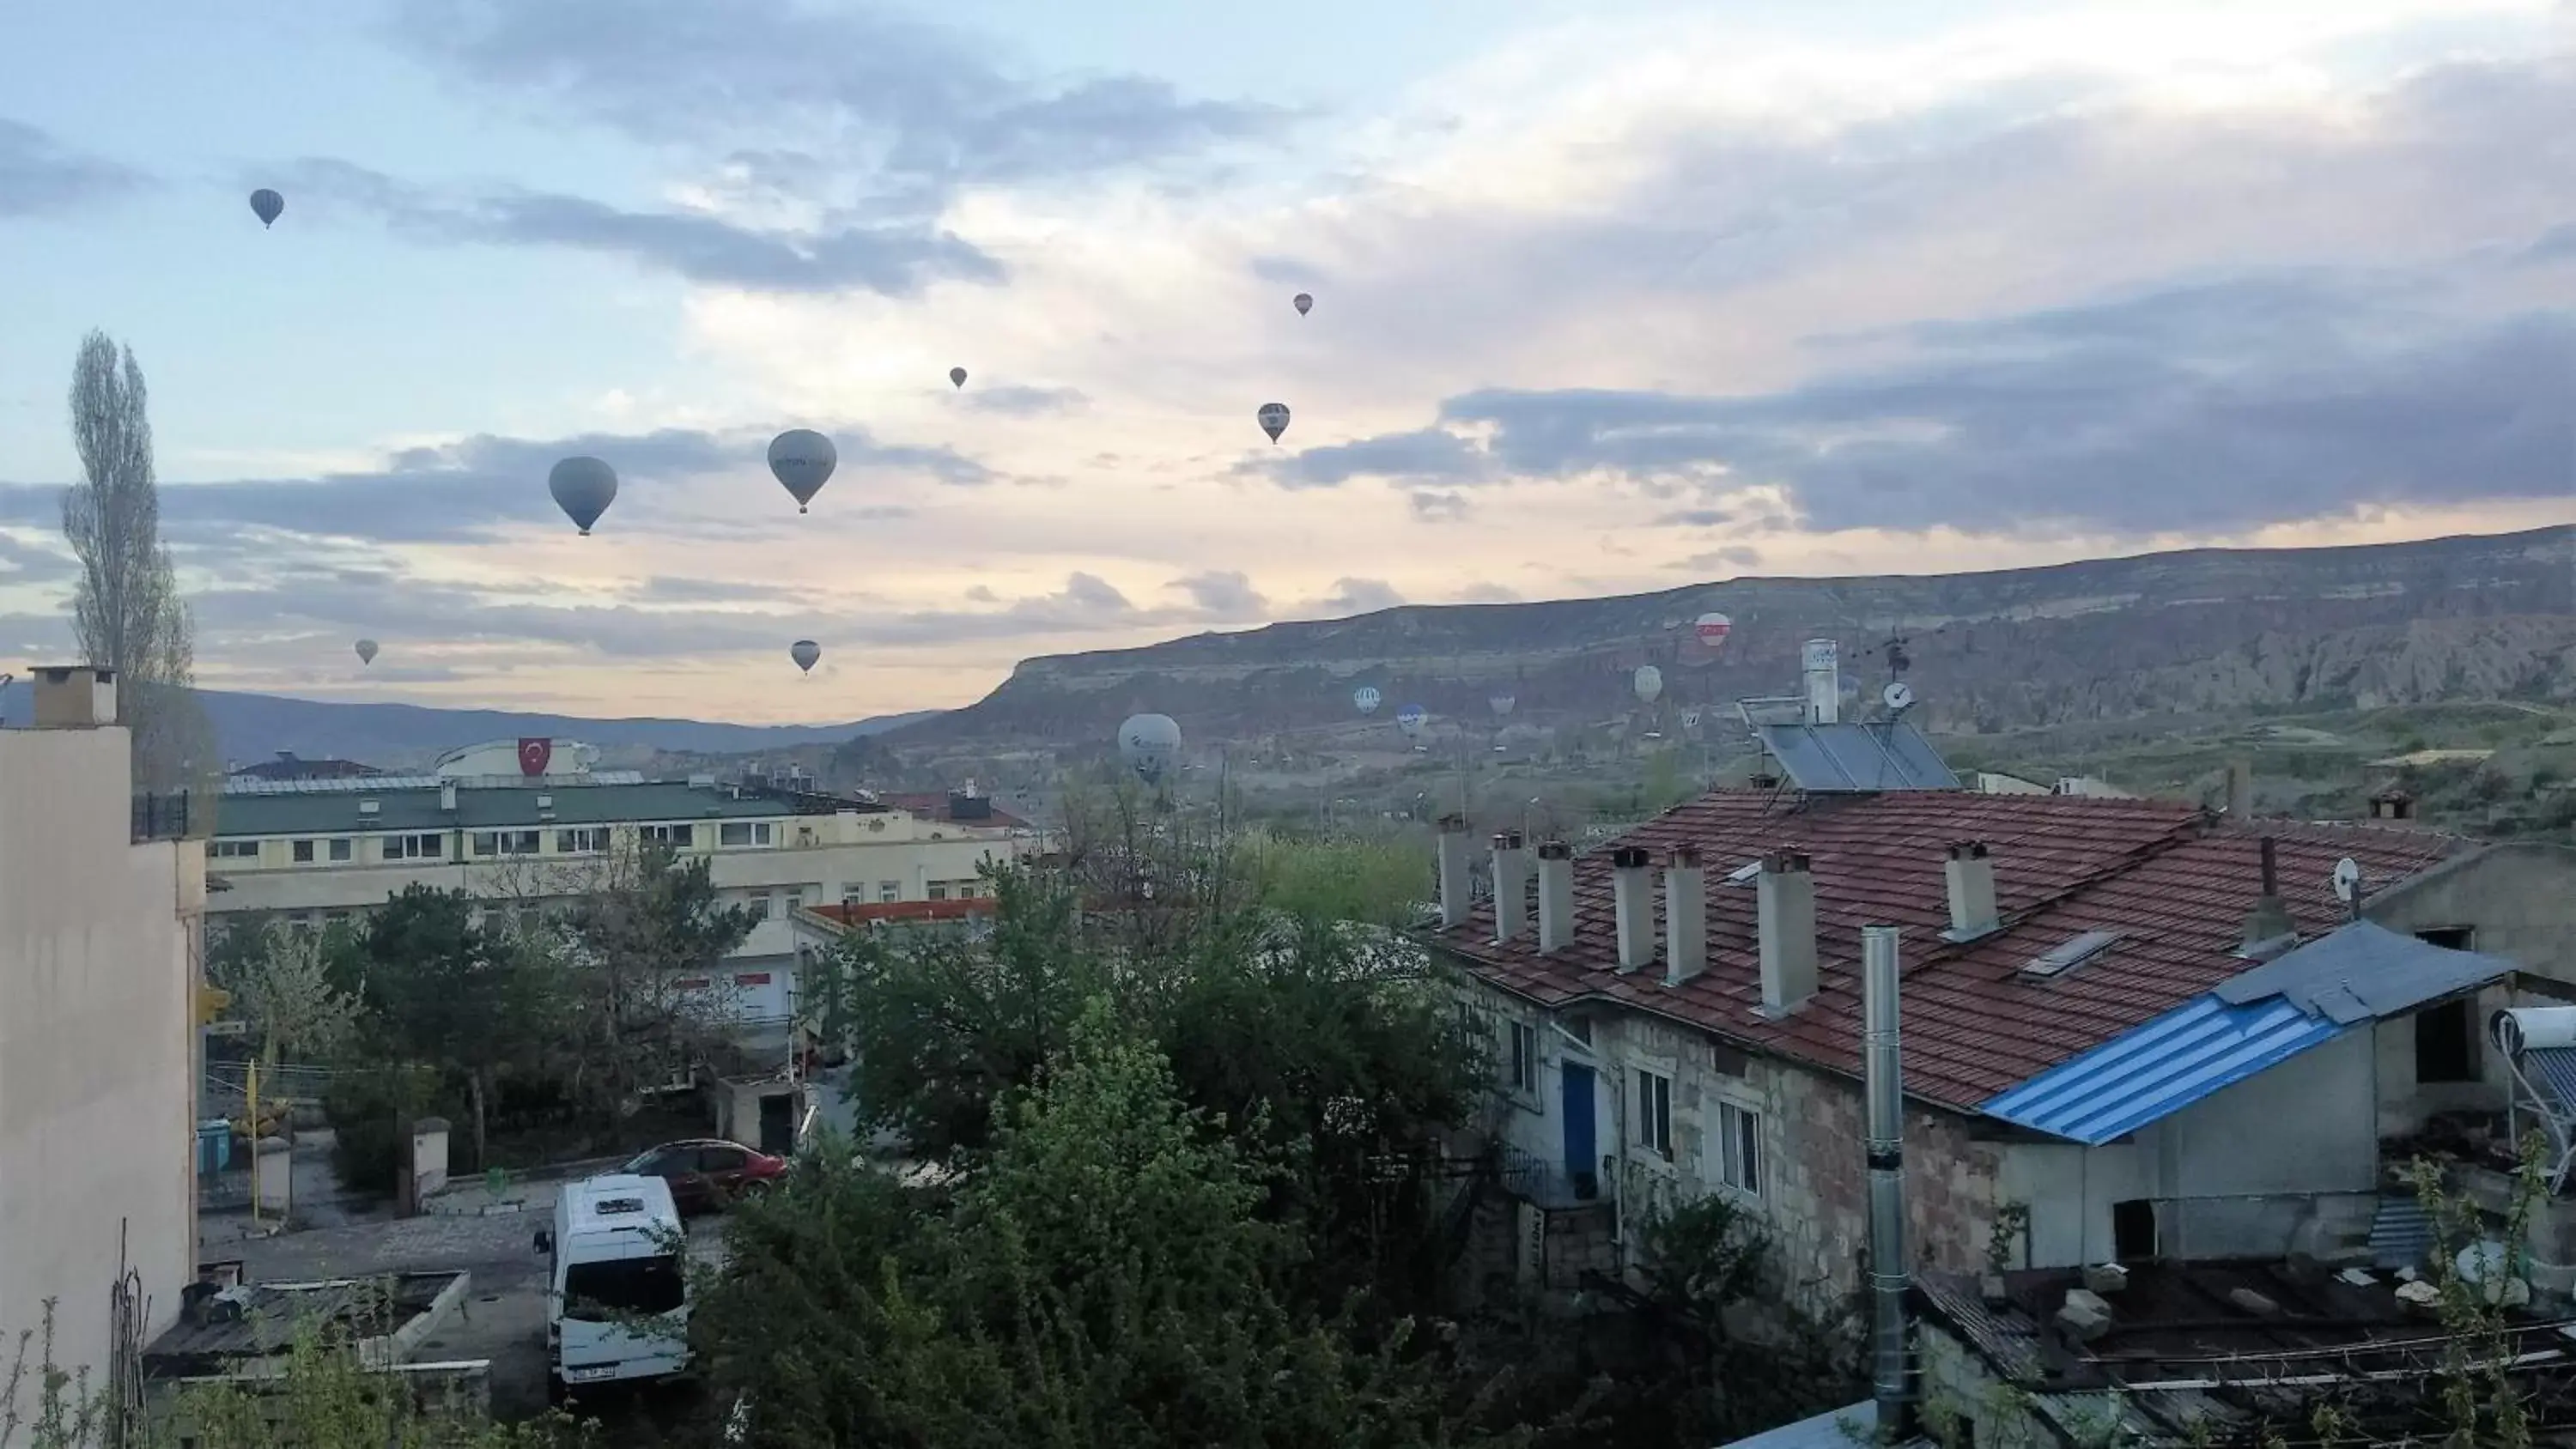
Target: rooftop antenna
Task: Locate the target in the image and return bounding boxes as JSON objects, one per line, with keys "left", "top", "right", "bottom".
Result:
{"left": 2331, "top": 857, "right": 2363, "bottom": 924}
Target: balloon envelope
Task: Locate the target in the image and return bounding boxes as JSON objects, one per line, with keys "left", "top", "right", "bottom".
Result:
{"left": 1634, "top": 664, "right": 1664, "bottom": 703}
{"left": 768, "top": 430, "right": 837, "bottom": 512}
{"left": 1489, "top": 694, "right": 1516, "bottom": 718}
{"left": 1352, "top": 686, "right": 1382, "bottom": 716}
{"left": 548, "top": 457, "right": 618, "bottom": 535}
{"left": 1117, "top": 712, "right": 1182, "bottom": 786}
{"left": 1395, "top": 705, "right": 1428, "bottom": 739}
{"left": 1695, "top": 612, "right": 1734, "bottom": 650}
{"left": 1257, "top": 403, "right": 1291, "bottom": 443}
{"left": 354, "top": 639, "right": 378, "bottom": 665}
{"left": 1293, "top": 293, "right": 1313, "bottom": 315}
{"left": 790, "top": 640, "right": 821, "bottom": 674}
{"left": 950, "top": 367, "right": 968, "bottom": 388}
{"left": 249, "top": 189, "right": 283, "bottom": 227}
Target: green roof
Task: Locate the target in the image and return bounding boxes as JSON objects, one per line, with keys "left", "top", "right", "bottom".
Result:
{"left": 212, "top": 782, "right": 801, "bottom": 839}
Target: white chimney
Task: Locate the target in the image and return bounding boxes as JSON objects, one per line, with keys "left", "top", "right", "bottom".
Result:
{"left": 1662, "top": 846, "right": 1707, "bottom": 987}
{"left": 31, "top": 664, "right": 117, "bottom": 730}
{"left": 1611, "top": 846, "right": 1654, "bottom": 973}
{"left": 1490, "top": 831, "right": 1529, "bottom": 943}
{"left": 1941, "top": 840, "right": 1999, "bottom": 942}
{"left": 1862, "top": 925, "right": 1915, "bottom": 1440}
{"left": 1437, "top": 815, "right": 1473, "bottom": 929}
{"left": 1801, "top": 639, "right": 1840, "bottom": 725}
{"left": 1758, "top": 850, "right": 1819, "bottom": 1014}
{"left": 1536, "top": 841, "right": 1576, "bottom": 952}
{"left": 440, "top": 780, "right": 459, "bottom": 812}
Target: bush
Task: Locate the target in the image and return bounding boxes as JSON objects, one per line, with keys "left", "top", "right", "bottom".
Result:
{"left": 322, "top": 1065, "right": 453, "bottom": 1197}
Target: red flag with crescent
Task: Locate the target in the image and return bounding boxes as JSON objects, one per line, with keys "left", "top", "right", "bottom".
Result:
{"left": 518, "top": 737, "right": 552, "bottom": 776}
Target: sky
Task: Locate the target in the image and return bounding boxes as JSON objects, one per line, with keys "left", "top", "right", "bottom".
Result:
{"left": 0, "top": 0, "right": 2568, "bottom": 724}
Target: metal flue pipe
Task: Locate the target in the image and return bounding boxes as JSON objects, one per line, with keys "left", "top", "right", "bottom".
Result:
{"left": 1862, "top": 925, "right": 1914, "bottom": 1441}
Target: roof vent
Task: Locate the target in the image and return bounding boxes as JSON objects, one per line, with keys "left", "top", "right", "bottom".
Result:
{"left": 1722, "top": 859, "right": 1764, "bottom": 887}
{"left": 536, "top": 794, "right": 553, "bottom": 809}
{"left": 689, "top": 773, "right": 718, "bottom": 790}
{"left": 358, "top": 799, "right": 380, "bottom": 816}
{"left": 2020, "top": 930, "right": 2123, "bottom": 979}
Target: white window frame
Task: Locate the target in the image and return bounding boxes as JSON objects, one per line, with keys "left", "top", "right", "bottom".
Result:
{"left": 382, "top": 833, "right": 442, "bottom": 861}
{"left": 1712, "top": 1096, "right": 1764, "bottom": 1202}
{"left": 1508, "top": 1021, "right": 1541, "bottom": 1098}
{"left": 640, "top": 822, "right": 694, "bottom": 848}
{"left": 719, "top": 822, "right": 758, "bottom": 847}
{"left": 291, "top": 839, "right": 315, "bottom": 864}
{"left": 927, "top": 881, "right": 950, "bottom": 901}
{"left": 1635, "top": 1067, "right": 1674, "bottom": 1162}
{"left": 327, "top": 838, "right": 352, "bottom": 862}
{"left": 556, "top": 827, "right": 608, "bottom": 854}
{"left": 210, "top": 840, "right": 259, "bottom": 860}
{"left": 878, "top": 880, "right": 899, "bottom": 903}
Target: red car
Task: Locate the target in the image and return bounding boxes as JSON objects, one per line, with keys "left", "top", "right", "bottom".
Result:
{"left": 618, "top": 1139, "right": 787, "bottom": 1216}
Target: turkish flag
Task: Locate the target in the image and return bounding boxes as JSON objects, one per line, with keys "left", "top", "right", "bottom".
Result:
{"left": 518, "top": 737, "right": 553, "bottom": 776}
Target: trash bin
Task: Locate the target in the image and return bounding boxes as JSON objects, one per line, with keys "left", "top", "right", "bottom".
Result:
{"left": 197, "top": 1118, "right": 233, "bottom": 1175}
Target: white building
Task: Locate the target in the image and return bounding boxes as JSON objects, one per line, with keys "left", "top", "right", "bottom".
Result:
{"left": 0, "top": 667, "right": 204, "bottom": 1384}
{"left": 204, "top": 767, "right": 1036, "bottom": 1049}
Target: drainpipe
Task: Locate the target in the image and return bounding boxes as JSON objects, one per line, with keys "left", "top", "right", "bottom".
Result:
{"left": 1862, "top": 925, "right": 1914, "bottom": 1441}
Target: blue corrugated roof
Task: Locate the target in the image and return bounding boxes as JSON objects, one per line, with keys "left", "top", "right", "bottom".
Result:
{"left": 1980, "top": 994, "right": 2347, "bottom": 1145}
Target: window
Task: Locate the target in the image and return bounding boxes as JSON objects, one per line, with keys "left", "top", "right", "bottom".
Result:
{"left": 1508, "top": 1022, "right": 1540, "bottom": 1096}
{"left": 641, "top": 823, "right": 695, "bottom": 848}
{"left": 209, "top": 840, "right": 258, "bottom": 860}
{"left": 472, "top": 830, "right": 540, "bottom": 857}
{"left": 1714, "top": 1100, "right": 1762, "bottom": 1197}
{"left": 2416, "top": 997, "right": 2480, "bottom": 1084}
{"left": 719, "top": 822, "right": 771, "bottom": 846}
{"left": 562, "top": 1255, "right": 686, "bottom": 1321}
{"left": 734, "top": 973, "right": 772, "bottom": 988}
{"left": 928, "top": 881, "right": 950, "bottom": 901}
{"left": 841, "top": 887, "right": 866, "bottom": 909}
{"left": 382, "top": 834, "right": 441, "bottom": 861}
{"left": 556, "top": 828, "right": 608, "bottom": 854}
{"left": 327, "top": 838, "right": 352, "bottom": 862}
{"left": 746, "top": 892, "right": 771, "bottom": 923}
{"left": 784, "top": 888, "right": 805, "bottom": 913}
{"left": 698, "top": 1144, "right": 750, "bottom": 1173}
{"left": 291, "top": 839, "right": 315, "bottom": 864}
{"left": 878, "top": 881, "right": 898, "bottom": 903}
{"left": 1636, "top": 1070, "right": 1673, "bottom": 1161}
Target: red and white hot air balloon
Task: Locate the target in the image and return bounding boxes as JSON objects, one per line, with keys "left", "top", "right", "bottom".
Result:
{"left": 1694, "top": 611, "right": 1733, "bottom": 653}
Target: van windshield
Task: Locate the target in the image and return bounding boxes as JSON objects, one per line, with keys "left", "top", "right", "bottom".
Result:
{"left": 562, "top": 1253, "right": 685, "bottom": 1322}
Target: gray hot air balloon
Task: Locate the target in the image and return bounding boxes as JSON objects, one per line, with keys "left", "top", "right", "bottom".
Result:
{"left": 355, "top": 639, "right": 379, "bottom": 666}
{"left": 1633, "top": 664, "right": 1664, "bottom": 704}
{"left": 1489, "top": 693, "right": 1516, "bottom": 718}
{"left": 950, "top": 367, "right": 968, "bottom": 389}
{"left": 1117, "top": 712, "right": 1182, "bottom": 787}
{"left": 249, "top": 189, "right": 283, "bottom": 227}
{"left": 1293, "top": 293, "right": 1313, "bottom": 316}
{"left": 1257, "top": 403, "right": 1291, "bottom": 443}
{"left": 768, "top": 429, "right": 836, "bottom": 513}
{"left": 1395, "top": 705, "right": 1428, "bottom": 742}
{"left": 790, "top": 639, "right": 821, "bottom": 674}
{"left": 1352, "top": 686, "right": 1382, "bottom": 717}
{"left": 548, "top": 457, "right": 618, "bottom": 536}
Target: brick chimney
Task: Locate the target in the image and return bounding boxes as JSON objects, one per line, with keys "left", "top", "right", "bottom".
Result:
{"left": 1536, "top": 841, "right": 1576, "bottom": 953}
{"left": 1759, "top": 850, "right": 1818, "bottom": 1014}
{"left": 1612, "top": 846, "right": 1655, "bottom": 973}
{"left": 1941, "top": 841, "right": 2000, "bottom": 942}
{"left": 1491, "top": 831, "right": 1529, "bottom": 943}
{"left": 1663, "top": 846, "right": 1707, "bottom": 987}
{"left": 32, "top": 664, "right": 116, "bottom": 729}
{"left": 2239, "top": 835, "right": 2298, "bottom": 957}
{"left": 2225, "top": 758, "right": 2254, "bottom": 819}
{"left": 1437, "top": 815, "right": 1473, "bottom": 929}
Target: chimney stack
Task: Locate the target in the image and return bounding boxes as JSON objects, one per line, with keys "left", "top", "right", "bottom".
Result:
{"left": 1536, "top": 841, "right": 1576, "bottom": 953}
{"left": 1663, "top": 846, "right": 1707, "bottom": 987}
{"left": 1802, "top": 640, "right": 1841, "bottom": 725}
{"left": 1758, "top": 850, "right": 1819, "bottom": 1014}
{"left": 31, "top": 665, "right": 117, "bottom": 730}
{"left": 1941, "top": 841, "right": 1999, "bottom": 942}
{"left": 1437, "top": 815, "right": 1473, "bottom": 928}
{"left": 1862, "top": 925, "right": 1915, "bottom": 1441}
{"left": 1612, "top": 846, "right": 1655, "bottom": 973}
{"left": 2225, "top": 758, "right": 2254, "bottom": 819}
{"left": 2239, "top": 834, "right": 2297, "bottom": 955}
{"left": 1491, "top": 831, "right": 1529, "bottom": 943}
{"left": 440, "top": 779, "right": 459, "bottom": 812}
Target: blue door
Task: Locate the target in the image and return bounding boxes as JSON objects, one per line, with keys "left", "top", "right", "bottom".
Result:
{"left": 1560, "top": 1063, "right": 1597, "bottom": 1199}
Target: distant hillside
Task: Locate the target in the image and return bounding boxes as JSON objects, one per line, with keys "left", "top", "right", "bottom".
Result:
{"left": 895, "top": 525, "right": 2576, "bottom": 747}
{"left": 0, "top": 682, "right": 937, "bottom": 771}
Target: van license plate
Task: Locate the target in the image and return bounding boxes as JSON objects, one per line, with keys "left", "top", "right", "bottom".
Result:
{"left": 564, "top": 1366, "right": 618, "bottom": 1384}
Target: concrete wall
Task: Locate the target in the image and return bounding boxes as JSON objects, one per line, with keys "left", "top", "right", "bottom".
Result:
{"left": 0, "top": 724, "right": 197, "bottom": 1382}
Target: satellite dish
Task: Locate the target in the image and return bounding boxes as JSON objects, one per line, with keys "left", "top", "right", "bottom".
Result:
{"left": 2332, "top": 857, "right": 2362, "bottom": 905}
{"left": 1883, "top": 681, "right": 1916, "bottom": 714}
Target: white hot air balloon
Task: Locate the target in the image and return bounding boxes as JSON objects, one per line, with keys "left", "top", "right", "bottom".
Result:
{"left": 1257, "top": 403, "right": 1291, "bottom": 443}
{"left": 1395, "top": 705, "right": 1428, "bottom": 742}
{"left": 354, "top": 639, "right": 379, "bottom": 666}
{"left": 548, "top": 457, "right": 618, "bottom": 536}
{"left": 1634, "top": 664, "right": 1664, "bottom": 704}
{"left": 1352, "top": 686, "right": 1382, "bottom": 717}
{"left": 768, "top": 430, "right": 837, "bottom": 513}
{"left": 790, "top": 639, "right": 821, "bottom": 674}
{"left": 1695, "top": 612, "right": 1734, "bottom": 654}
{"left": 1489, "top": 693, "right": 1516, "bottom": 718}
{"left": 1118, "top": 713, "right": 1182, "bottom": 787}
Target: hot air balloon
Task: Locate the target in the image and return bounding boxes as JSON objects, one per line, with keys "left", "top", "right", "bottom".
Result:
{"left": 1634, "top": 664, "right": 1664, "bottom": 703}
{"left": 1293, "top": 293, "right": 1313, "bottom": 316}
{"left": 1353, "top": 686, "right": 1382, "bottom": 717}
{"left": 354, "top": 639, "right": 379, "bottom": 666}
{"left": 1117, "top": 713, "right": 1182, "bottom": 787}
{"left": 1489, "top": 693, "right": 1516, "bottom": 718}
{"left": 768, "top": 429, "right": 836, "bottom": 513}
{"left": 1257, "top": 403, "right": 1291, "bottom": 444}
{"left": 548, "top": 457, "right": 618, "bottom": 536}
{"left": 950, "top": 367, "right": 968, "bottom": 389}
{"left": 249, "top": 189, "right": 283, "bottom": 228}
{"left": 790, "top": 640, "right": 821, "bottom": 675}
{"left": 1395, "top": 705, "right": 1428, "bottom": 742}
{"left": 1695, "top": 612, "right": 1734, "bottom": 653}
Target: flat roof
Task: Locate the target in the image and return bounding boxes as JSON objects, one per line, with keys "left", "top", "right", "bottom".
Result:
{"left": 212, "top": 780, "right": 824, "bottom": 838}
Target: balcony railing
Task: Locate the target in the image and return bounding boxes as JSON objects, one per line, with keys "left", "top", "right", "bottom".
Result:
{"left": 1496, "top": 1140, "right": 1609, "bottom": 1210}
{"left": 132, "top": 791, "right": 192, "bottom": 843}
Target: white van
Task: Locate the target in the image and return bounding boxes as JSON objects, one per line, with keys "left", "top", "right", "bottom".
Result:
{"left": 534, "top": 1173, "right": 691, "bottom": 1392}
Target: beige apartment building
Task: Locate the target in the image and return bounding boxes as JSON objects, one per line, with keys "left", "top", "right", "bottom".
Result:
{"left": 204, "top": 763, "right": 1036, "bottom": 1045}
{"left": 0, "top": 667, "right": 204, "bottom": 1387}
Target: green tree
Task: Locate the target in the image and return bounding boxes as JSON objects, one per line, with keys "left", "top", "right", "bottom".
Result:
{"left": 208, "top": 920, "right": 366, "bottom": 1065}
{"left": 360, "top": 886, "right": 563, "bottom": 1171}
{"left": 563, "top": 846, "right": 755, "bottom": 1117}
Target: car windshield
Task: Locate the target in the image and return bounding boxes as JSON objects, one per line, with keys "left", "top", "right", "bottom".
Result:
{"left": 622, "top": 1148, "right": 675, "bottom": 1174}
{"left": 562, "top": 1253, "right": 686, "bottom": 1322}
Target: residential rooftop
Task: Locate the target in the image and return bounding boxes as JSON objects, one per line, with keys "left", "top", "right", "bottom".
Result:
{"left": 209, "top": 776, "right": 886, "bottom": 838}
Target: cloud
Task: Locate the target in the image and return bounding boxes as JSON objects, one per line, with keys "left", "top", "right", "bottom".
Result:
{"left": 387, "top": 0, "right": 1287, "bottom": 204}
{"left": 1679, "top": 546, "right": 1763, "bottom": 572}
{"left": 956, "top": 385, "right": 1089, "bottom": 417}
{"left": 1255, "top": 428, "right": 1490, "bottom": 490}
{"left": 1166, "top": 569, "right": 1268, "bottom": 616}
{"left": 1409, "top": 491, "right": 1471, "bottom": 522}
{"left": 2524, "top": 222, "right": 2576, "bottom": 264}
{"left": 0, "top": 118, "right": 146, "bottom": 217}
{"left": 269, "top": 157, "right": 999, "bottom": 295}
{"left": 1302, "top": 577, "right": 1406, "bottom": 617}
{"left": 1655, "top": 508, "right": 1734, "bottom": 527}
{"left": 1453, "top": 582, "right": 1522, "bottom": 603}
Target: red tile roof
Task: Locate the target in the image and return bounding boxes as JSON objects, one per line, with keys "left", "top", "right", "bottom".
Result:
{"left": 1437, "top": 791, "right": 2470, "bottom": 1110}
{"left": 805, "top": 898, "right": 993, "bottom": 928}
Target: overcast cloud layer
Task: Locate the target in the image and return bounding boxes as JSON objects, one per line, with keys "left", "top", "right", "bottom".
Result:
{"left": 0, "top": 2, "right": 2567, "bottom": 721}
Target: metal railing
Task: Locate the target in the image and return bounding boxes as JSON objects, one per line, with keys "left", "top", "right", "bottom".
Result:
{"left": 1496, "top": 1140, "right": 1609, "bottom": 1210}
{"left": 132, "top": 791, "right": 191, "bottom": 843}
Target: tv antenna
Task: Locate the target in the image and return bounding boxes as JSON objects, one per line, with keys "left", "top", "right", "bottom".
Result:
{"left": 2331, "top": 857, "right": 2363, "bottom": 921}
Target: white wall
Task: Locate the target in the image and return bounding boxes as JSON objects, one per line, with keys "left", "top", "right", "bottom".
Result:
{"left": 0, "top": 724, "right": 197, "bottom": 1382}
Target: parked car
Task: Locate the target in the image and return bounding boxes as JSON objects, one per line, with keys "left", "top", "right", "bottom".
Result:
{"left": 617, "top": 1139, "right": 787, "bottom": 1216}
